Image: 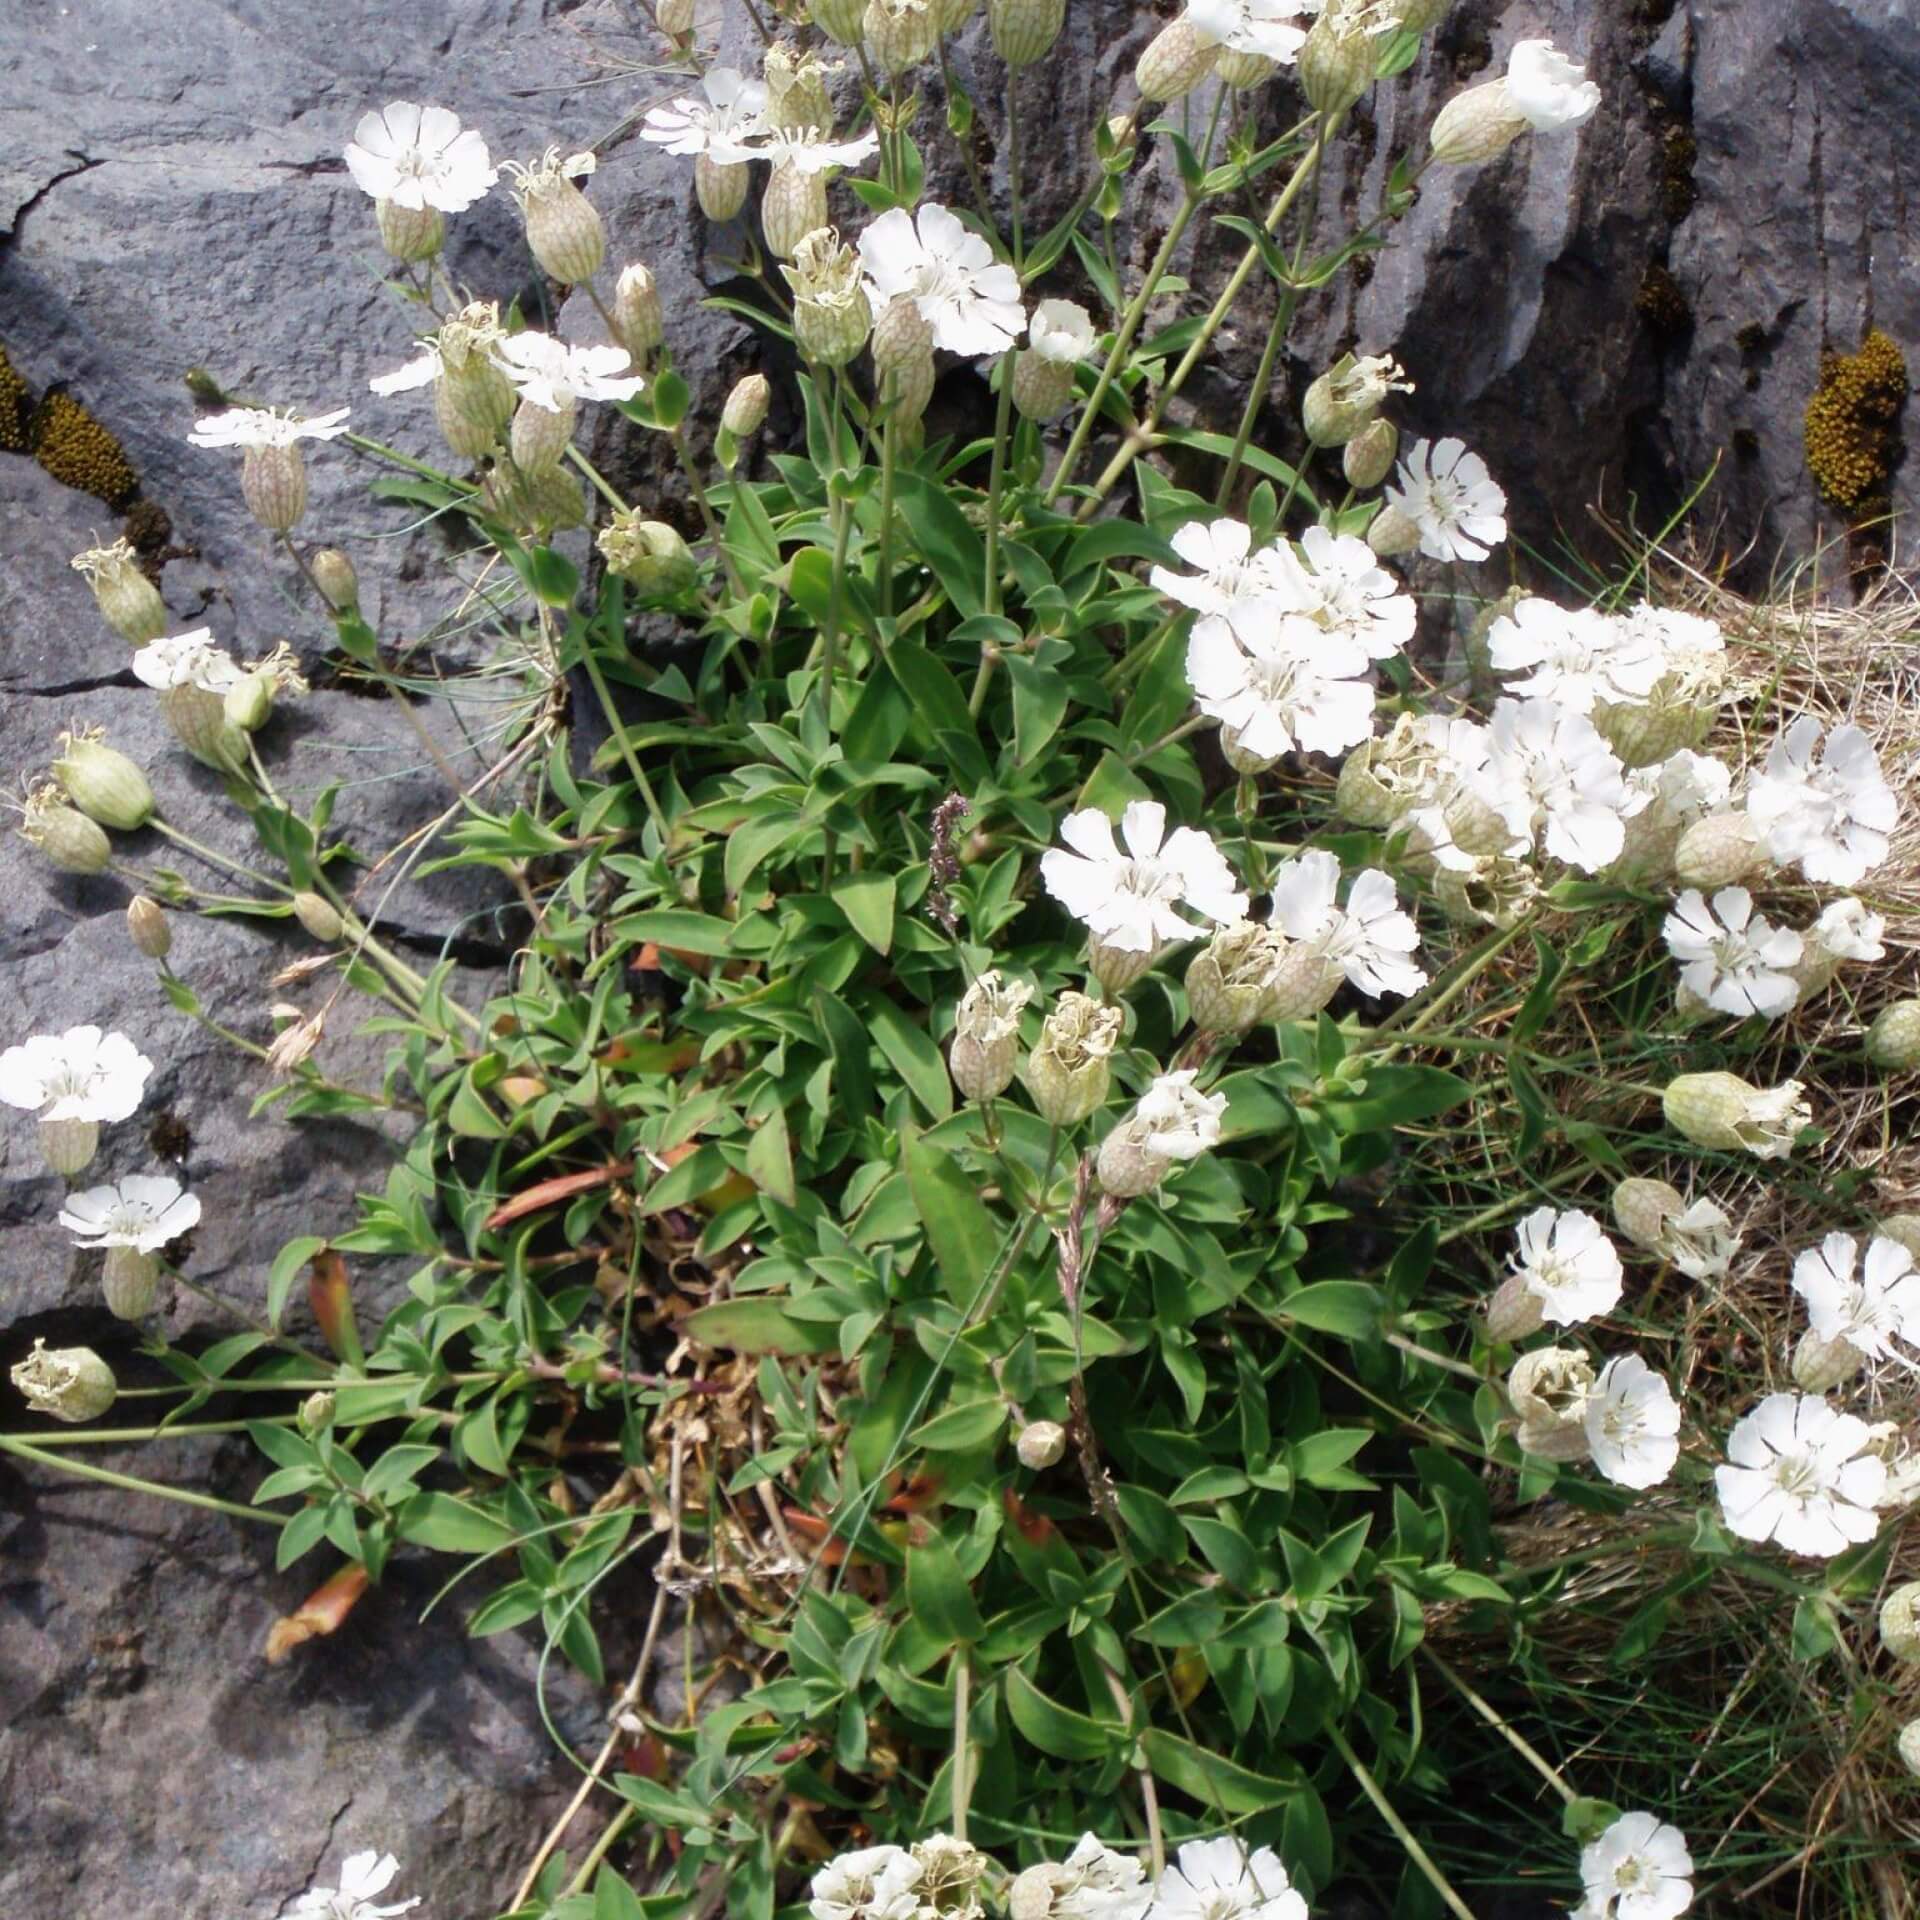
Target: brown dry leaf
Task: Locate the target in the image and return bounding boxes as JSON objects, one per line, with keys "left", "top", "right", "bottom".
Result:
{"left": 264, "top": 1562, "right": 370, "bottom": 1664}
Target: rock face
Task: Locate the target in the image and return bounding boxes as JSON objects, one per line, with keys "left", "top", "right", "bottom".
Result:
{"left": 3, "top": 1, "right": 1918, "bottom": 1915}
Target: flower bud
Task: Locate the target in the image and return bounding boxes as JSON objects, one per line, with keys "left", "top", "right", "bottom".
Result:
{"left": 1482, "top": 1271, "right": 1545, "bottom": 1343}
{"left": 102, "top": 1244, "right": 161, "bottom": 1320}
{"left": 723, "top": 374, "right": 771, "bottom": 437}
{"left": 1673, "top": 812, "right": 1764, "bottom": 889}
{"left": 310, "top": 548, "right": 360, "bottom": 613}
{"left": 598, "top": 512, "right": 699, "bottom": 597}
{"left": 127, "top": 895, "right": 172, "bottom": 959}
{"left": 865, "top": 0, "right": 937, "bottom": 74}
{"left": 38, "top": 1116, "right": 99, "bottom": 1176}
{"left": 1366, "top": 501, "right": 1421, "bottom": 558}
{"left": 160, "top": 685, "right": 248, "bottom": 770}
{"left": 22, "top": 790, "right": 112, "bottom": 874}
{"left": 1023, "top": 992, "right": 1122, "bottom": 1126}
{"left": 1791, "top": 1328, "right": 1865, "bottom": 1394}
{"left": 1261, "top": 943, "right": 1341, "bottom": 1023}
{"left": 376, "top": 197, "right": 445, "bottom": 261}
{"left": 72, "top": 538, "right": 169, "bottom": 644}
{"left": 1880, "top": 1582, "right": 1920, "bottom": 1663}
{"left": 1008, "top": 1865, "right": 1066, "bottom": 1920}
{"left": 1012, "top": 350, "right": 1076, "bottom": 423}
{"left": 1302, "top": 352, "right": 1410, "bottom": 448}
{"left": 1875, "top": 1214, "right": 1920, "bottom": 1260}
{"left": 762, "top": 164, "right": 831, "bottom": 260}
{"left": 1507, "top": 1346, "right": 1594, "bottom": 1428}
{"left": 52, "top": 734, "right": 154, "bottom": 831}
{"left": 871, "top": 292, "right": 936, "bottom": 375}
{"left": 1901, "top": 1720, "right": 1920, "bottom": 1780}
{"left": 1610, "top": 1177, "right": 1683, "bottom": 1253}
{"left": 1662, "top": 1072, "right": 1809, "bottom": 1160}
{"left": 1187, "top": 922, "right": 1287, "bottom": 1036}
{"left": 1015, "top": 1420, "right": 1066, "bottom": 1470}
{"left": 950, "top": 969, "right": 1032, "bottom": 1101}
{"left": 1135, "top": 19, "right": 1221, "bottom": 101}
{"left": 1298, "top": 7, "right": 1381, "bottom": 114}
{"left": 1343, "top": 417, "right": 1399, "bottom": 490}
{"left": 787, "top": 228, "right": 874, "bottom": 367}
{"left": 1867, "top": 1000, "right": 1920, "bottom": 1071}
{"left": 614, "top": 264, "right": 665, "bottom": 362}
{"left": 241, "top": 443, "right": 308, "bottom": 531}
{"left": 658, "top": 0, "right": 696, "bottom": 33}
{"left": 1429, "top": 79, "right": 1531, "bottom": 166}
{"left": 694, "top": 153, "right": 751, "bottom": 222}
{"left": 436, "top": 357, "right": 516, "bottom": 459}
{"left": 293, "top": 891, "right": 345, "bottom": 943}
{"left": 224, "top": 669, "right": 276, "bottom": 732}
{"left": 1215, "top": 47, "right": 1276, "bottom": 89}
{"left": 300, "top": 1389, "right": 338, "bottom": 1434}
{"left": 813, "top": 0, "right": 868, "bottom": 42}
{"left": 511, "top": 153, "right": 606, "bottom": 284}
{"left": 509, "top": 392, "right": 578, "bottom": 474}
{"left": 10, "top": 1340, "right": 117, "bottom": 1423}
{"left": 990, "top": 0, "right": 1066, "bottom": 68}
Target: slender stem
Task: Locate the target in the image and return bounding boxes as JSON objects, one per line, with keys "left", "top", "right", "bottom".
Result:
{"left": 1327, "top": 1723, "right": 1479, "bottom": 1920}
{"left": 982, "top": 351, "right": 1016, "bottom": 617}
{"left": 0, "top": 1434, "right": 286, "bottom": 1528}
{"left": 1102, "top": 1664, "right": 1164, "bottom": 1878}
{"left": 8, "top": 1417, "right": 298, "bottom": 1446}
{"left": 951, "top": 1651, "right": 972, "bottom": 1842}
{"left": 938, "top": 39, "right": 997, "bottom": 231}
{"left": 1005, "top": 69, "right": 1025, "bottom": 270}
{"left": 816, "top": 375, "right": 858, "bottom": 747}
{"left": 1421, "top": 1648, "right": 1578, "bottom": 1806}
{"left": 566, "top": 444, "right": 629, "bottom": 512}
{"left": 670, "top": 426, "right": 744, "bottom": 596}
{"left": 878, "top": 411, "right": 898, "bottom": 620}
{"left": 167, "top": 1267, "right": 332, "bottom": 1366}
{"left": 1385, "top": 1332, "right": 1485, "bottom": 1384}
{"left": 150, "top": 818, "right": 287, "bottom": 895}
{"left": 578, "top": 643, "right": 670, "bottom": 842}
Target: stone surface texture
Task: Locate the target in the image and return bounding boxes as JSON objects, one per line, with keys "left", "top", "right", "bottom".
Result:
{"left": 2, "top": 0, "right": 1918, "bottom": 1914}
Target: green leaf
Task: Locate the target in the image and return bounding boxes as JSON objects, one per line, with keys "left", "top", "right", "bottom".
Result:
{"left": 868, "top": 1002, "right": 953, "bottom": 1121}
{"left": 362, "top": 1443, "right": 442, "bottom": 1503}
{"left": 266, "top": 1235, "right": 327, "bottom": 1330}
{"left": 1139, "top": 1728, "right": 1302, "bottom": 1813}
{"left": 682, "top": 1299, "right": 838, "bottom": 1355}
{"left": 512, "top": 544, "right": 581, "bottom": 608}
{"left": 1006, "top": 1667, "right": 1122, "bottom": 1760}
{"left": 832, "top": 872, "right": 896, "bottom": 955}
{"left": 1006, "top": 655, "right": 1071, "bottom": 767}
{"left": 1277, "top": 1281, "right": 1382, "bottom": 1340}
{"left": 906, "top": 1530, "right": 987, "bottom": 1644}
{"left": 746, "top": 1106, "right": 797, "bottom": 1207}
{"left": 1320, "top": 1067, "right": 1474, "bottom": 1133}
{"left": 594, "top": 1866, "right": 649, "bottom": 1920}
{"left": 885, "top": 639, "right": 982, "bottom": 766}
{"left": 905, "top": 1132, "right": 998, "bottom": 1309}
{"left": 446, "top": 1067, "right": 509, "bottom": 1140}
{"left": 396, "top": 1491, "right": 519, "bottom": 1554}
{"left": 894, "top": 472, "right": 986, "bottom": 618}
{"left": 607, "top": 909, "right": 740, "bottom": 958}
{"left": 908, "top": 1397, "right": 1008, "bottom": 1452}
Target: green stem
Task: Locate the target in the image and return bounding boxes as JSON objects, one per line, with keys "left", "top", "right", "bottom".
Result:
{"left": 939, "top": 39, "right": 997, "bottom": 232}
{"left": 878, "top": 412, "right": 898, "bottom": 620}
{"left": 951, "top": 1651, "right": 972, "bottom": 1842}
{"left": 150, "top": 818, "right": 287, "bottom": 896}
{"left": 1005, "top": 69, "right": 1025, "bottom": 270}
{"left": 8, "top": 1417, "right": 298, "bottom": 1447}
{"left": 670, "top": 426, "right": 744, "bottom": 596}
{"left": 1421, "top": 1648, "right": 1578, "bottom": 1806}
{"left": 567, "top": 444, "right": 630, "bottom": 512}
{"left": 982, "top": 350, "right": 1016, "bottom": 616}
{"left": 579, "top": 644, "right": 670, "bottom": 843}
{"left": 1327, "top": 1723, "right": 1478, "bottom": 1920}
{"left": 0, "top": 1433, "right": 285, "bottom": 1528}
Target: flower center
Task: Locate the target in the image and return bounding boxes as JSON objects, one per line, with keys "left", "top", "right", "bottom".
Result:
{"left": 1770, "top": 1446, "right": 1821, "bottom": 1500}
{"left": 1115, "top": 859, "right": 1181, "bottom": 908}
{"left": 1612, "top": 1857, "right": 1651, "bottom": 1893}
{"left": 912, "top": 259, "right": 972, "bottom": 308}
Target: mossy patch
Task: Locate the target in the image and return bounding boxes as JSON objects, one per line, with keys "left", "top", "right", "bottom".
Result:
{"left": 1636, "top": 265, "right": 1692, "bottom": 343}
{"left": 1804, "top": 328, "right": 1909, "bottom": 515}
{"left": 1660, "top": 125, "right": 1697, "bottom": 223}
{"left": 31, "top": 390, "right": 139, "bottom": 506}
{"left": 0, "top": 345, "right": 30, "bottom": 453}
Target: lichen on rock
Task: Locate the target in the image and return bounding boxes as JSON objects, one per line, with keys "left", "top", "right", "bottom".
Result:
{"left": 1803, "top": 328, "right": 1909, "bottom": 514}
{"left": 31, "top": 390, "right": 139, "bottom": 505}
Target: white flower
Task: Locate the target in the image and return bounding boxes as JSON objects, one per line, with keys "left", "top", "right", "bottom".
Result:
{"left": 1133, "top": 1070, "right": 1228, "bottom": 1161}
{"left": 1659, "top": 1197, "right": 1740, "bottom": 1281}
{"left": 1661, "top": 887, "right": 1803, "bottom": 1019}
{"left": 1186, "top": 0, "right": 1310, "bottom": 62}
{"left": 1577, "top": 1813, "right": 1693, "bottom": 1920}
{"left": 1053, "top": 1836, "right": 1151, "bottom": 1920}
{"left": 748, "top": 126, "right": 882, "bottom": 173}
{"left": 1144, "top": 1837, "right": 1307, "bottom": 1920}
{"left": 1616, "top": 602, "right": 1726, "bottom": 671}
{"left": 1480, "top": 697, "right": 1636, "bottom": 873}
{"left": 1627, "top": 749, "right": 1733, "bottom": 822}
{"left": 1041, "top": 800, "right": 1248, "bottom": 954}
{"left": 810, "top": 1847, "right": 923, "bottom": 1920}
{"left": 1792, "top": 1233, "right": 1920, "bottom": 1368}
{"left": 1805, "top": 896, "right": 1886, "bottom": 963}
{"left": 1509, "top": 1206, "right": 1624, "bottom": 1328}
{"left": 1745, "top": 717, "right": 1898, "bottom": 886}
{"left": 492, "top": 333, "right": 645, "bottom": 411}
{"left": 858, "top": 203, "right": 1026, "bottom": 355}
{"left": 1584, "top": 1355, "right": 1681, "bottom": 1490}
{"left": 1273, "top": 524, "right": 1416, "bottom": 660}
{"left": 186, "top": 406, "right": 352, "bottom": 449}
{"left": 58, "top": 1175, "right": 201, "bottom": 1252}
{"left": 640, "top": 68, "right": 770, "bottom": 163}
{"left": 1383, "top": 436, "right": 1508, "bottom": 563}
{"left": 130, "top": 628, "right": 245, "bottom": 693}
{"left": 1714, "top": 1391, "right": 1887, "bottom": 1557}
{"left": 1186, "top": 610, "right": 1378, "bottom": 763}
{"left": 0, "top": 1026, "right": 152, "bottom": 1123}
{"left": 1486, "top": 599, "right": 1666, "bottom": 713}
{"left": 1029, "top": 299, "right": 1097, "bottom": 365}
{"left": 1505, "top": 38, "right": 1602, "bottom": 132}
{"left": 344, "top": 101, "right": 497, "bottom": 213}
{"left": 1151, "top": 519, "right": 1289, "bottom": 645}
{"left": 1270, "top": 850, "right": 1427, "bottom": 999}
{"left": 288, "top": 1851, "right": 422, "bottom": 1920}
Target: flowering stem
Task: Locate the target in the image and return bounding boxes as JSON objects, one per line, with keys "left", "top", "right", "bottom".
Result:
{"left": 982, "top": 351, "right": 1016, "bottom": 618}
{"left": 670, "top": 425, "right": 746, "bottom": 597}
{"left": 1326, "top": 1723, "right": 1478, "bottom": 1920}
{"left": 878, "top": 411, "right": 898, "bottom": 619}
{"left": 7, "top": 1416, "right": 298, "bottom": 1446}
{"left": 0, "top": 1433, "right": 285, "bottom": 1529}
{"left": 1421, "top": 1647, "right": 1579, "bottom": 1806}
{"left": 951, "top": 1651, "right": 972, "bottom": 1841}
{"left": 566, "top": 444, "right": 629, "bottom": 512}
{"left": 938, "top": 39, "right": 997, "bottom": 232}
{"left": 578, "top": 643, "right": 671, "bottom": 843}
{"left": 1100, "top": 1663, "right": 1164, "bottom": 1878}
{"left": 816, "top": 376, "right": 858, "bottom": 754}
{"left": 166, "top": 1266, "right": 333, "bottom": 1365}
{"left": 150, "top": 817, "right": 287, "bottom": 896}
{"left": 1384, "top": 1332, "right": 1485, "bottom": 1384}
{"left": 1005, "top": 70, "right": 1026, "bottom": 270}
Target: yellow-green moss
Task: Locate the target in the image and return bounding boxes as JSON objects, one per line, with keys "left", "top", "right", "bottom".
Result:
{"left": 0, "top": 346, "right": 30, "bottom": 453}
{"left": 1804, "top": 329, "right": 1909, "bottom": 513}
{"left": 1636, "top": 265, "right": 1692, "bottom": 343}
{"left": 31, "top": 391, "right": 138, "bottom": 506}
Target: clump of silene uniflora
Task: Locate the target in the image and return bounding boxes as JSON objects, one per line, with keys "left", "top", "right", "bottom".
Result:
{"left": 948, "top": 970, "right": 1033, "bottom": 1101}
{"left": 0, "top": 1024, "right": 152, "bottom": 1176}
{"left": 9, "top": 1340, "right": 117, "bottom": 1424}
{"left": 1429, "top": 37, "right": 1603, "bottom": 167}
{"left": 71, "top": 536, "right": 169, "bottom": 644}
{"left": 186, "top": 405, "right": 353, "bottom": 533}
{"left": 59, "top": 1173, "right": 201, "bottom": 1320}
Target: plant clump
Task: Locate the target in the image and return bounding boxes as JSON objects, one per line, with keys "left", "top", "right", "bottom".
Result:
{"left": 0, "top": 343, "right": 30, "bottom": 452}
{"left": 31, "top": 389, "right": 139, "bottom": 505}
{"left": 1803, "top": 327, "right": 1909, "bottom": 514}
